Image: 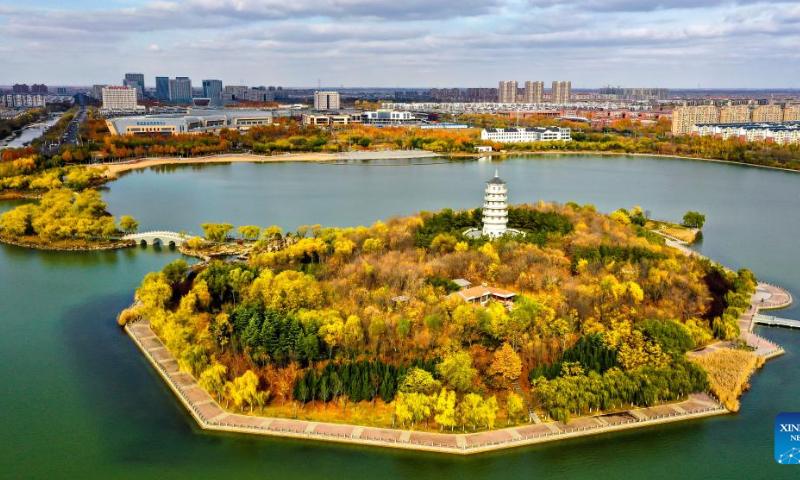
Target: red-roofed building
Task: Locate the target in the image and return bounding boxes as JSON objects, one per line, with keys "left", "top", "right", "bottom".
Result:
{"left": 452, "top": 285, "right": 516, "bottom": 306}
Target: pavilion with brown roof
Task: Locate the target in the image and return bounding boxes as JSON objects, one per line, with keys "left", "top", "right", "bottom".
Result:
{"left": 453, "top": 284, "right": 516, "bottom": 306}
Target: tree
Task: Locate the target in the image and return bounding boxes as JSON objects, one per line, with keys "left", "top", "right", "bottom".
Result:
{"left": 162, "top": 259, "right": 189, "bottom": 284}
{"left": 505, "top": 392, "right": 524, "bottom": 424}
{"left": 0, "top": 205, "right": 34, "bottom": 236}
{"left": 394, "top": 392, "right": 413, "bottom": 427}
{"left": 459, "top": 393, "right": 484, "bottom": 430}
{"left": 119, "top": 215, "right": 139, "bottom": 234}
{"left": 682, "top": 211, "right": 706, "bottom": 229}
{"left": 406, "top": 392, "right": 432, "bottom": 427}
{"left": 266, "top": 364, "right": 298, "bottom": 406}
{"left": 430, "top": 233, "right": 458, "bottom": 253}
{"left": 229, "top": 371, "right": 259, "bottom": 412}
{"left": 253, "top": 270, "right": 323, "bottom": 314}
{"left": 228, "top": 267, "right": 254, "bottom": 308}
{"left": 489, "top": 343, "right": 522, "bottom": 385}
{"left": 436, "top": 351, "right": 476, "bottom": 392}
{"left": 433, "top": 388, "right": 457, "bottom": 430}
{"left": 237, "top": 225, "right": 261, "bottom": 241}
{"left": 343, "top": 315, "right": 365, "bottom": 352}
{"left": 481, "top": 396, "right": 499, "bottom": 428}
{"left": 136, "top": 272, "right": 172, "bottom": 312}
{"left": 400, "top": 367, "right": 440, "bottom": 394}
{"left": 201, "top": 222, "right": 234, "bottom": 243}
{"left": 199, "top": 362, "right": 228, "bottom": 401}
{"left": 262, "top": 225, "right": 283, "bottom": 240}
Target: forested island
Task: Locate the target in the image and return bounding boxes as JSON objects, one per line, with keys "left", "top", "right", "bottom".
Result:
{"left": 0, "top": 155, "right": 139, "bottom": 250}
{"left": 120, "top": 203, "right": 758, "bottom": 431}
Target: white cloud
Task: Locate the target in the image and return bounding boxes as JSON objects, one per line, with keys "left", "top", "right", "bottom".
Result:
{"left": 0, "top": 0, "right": 798, "bottom": 87}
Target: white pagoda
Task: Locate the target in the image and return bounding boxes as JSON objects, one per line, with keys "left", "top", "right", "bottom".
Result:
{"left": 465, "top": 170, "right": 523, "bottom": 239}
{"left": 482, "top": 170, "right": 509, "bottom": 238}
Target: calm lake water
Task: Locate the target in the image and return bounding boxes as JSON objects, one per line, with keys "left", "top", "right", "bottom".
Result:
{"left": 2, "top": 154, "right": 799, "bottom": 479}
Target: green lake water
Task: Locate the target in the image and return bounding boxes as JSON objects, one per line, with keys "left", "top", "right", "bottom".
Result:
{"left": 1, "top": 154, "right": 799, "bottom": 479}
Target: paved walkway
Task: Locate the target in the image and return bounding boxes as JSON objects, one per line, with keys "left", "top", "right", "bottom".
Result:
{"left": 127, "top": 319, "right": 726, "bottom": 455}
{"left": 657, "top": 231, "right": 791, "bottom": 360}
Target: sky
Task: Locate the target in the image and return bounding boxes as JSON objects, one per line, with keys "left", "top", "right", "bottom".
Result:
{"left": 0, "top": 0, "right": 798, "bottom": 88}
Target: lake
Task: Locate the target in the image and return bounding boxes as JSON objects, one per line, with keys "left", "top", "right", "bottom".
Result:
{"left": 1, "top": 154, "right": 799, "bottom": 479}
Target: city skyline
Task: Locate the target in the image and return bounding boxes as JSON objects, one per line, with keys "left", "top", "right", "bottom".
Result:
{"left": 0, "top": 0, "right": 798, "bottom": 88}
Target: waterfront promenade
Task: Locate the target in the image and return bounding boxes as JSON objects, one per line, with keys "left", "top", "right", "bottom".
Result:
{"left": 126, "top": 319, "right": 725, "bottom": 455}
{"left": 660, "top": 236, "right": 791, "bottom": 359}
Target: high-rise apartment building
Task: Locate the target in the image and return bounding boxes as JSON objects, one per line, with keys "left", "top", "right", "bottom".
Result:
{"left": 551, "top": 81, "right": 572, "bottom": 104}
{"left": 314, "top": 91, "right": 340, "bottom": 110}
{"left": 168, "top": 77, "right": 192, "bottom": 103}
{"left": 123, "top": 73, "right": 145, "bottom": 99}
{"left": 155, "top": 77, "right": 170, "bottom": 101}
{"left": 464, "top": 88, "right": 498, "bottom": 103}
{"left": 12, "top": 84, "right": 29, "bottom": 94}
{"left": 524, "top": 81, "right": 544, "bottom": 104}
{"left": 752, "top": 104, "right": 784, "bottom": 123}
{"left": 498, "top": 81, "right": 518, "bottom": 103}
{"left": 102, "top": 86, "right": 139, "bottom": 110}
{"left": 719, "top": 103, "right": 752, "bottom": 124}
{"left": 671, "top": 104, "right": 720, "bottom": 135}
{"left": 783, "top": 105, "right": 800, "bottom": 122}
{"left": 202, "top": 80, "right": 223, "bottom": 105}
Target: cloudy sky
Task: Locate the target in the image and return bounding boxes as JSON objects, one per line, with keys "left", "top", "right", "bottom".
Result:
{"left": 0, "top": 0, "right": 798, "bottom": 88}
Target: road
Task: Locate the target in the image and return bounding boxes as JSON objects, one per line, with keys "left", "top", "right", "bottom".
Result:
{"left": 40, "top": 107, "right": 85, "bottom": 155}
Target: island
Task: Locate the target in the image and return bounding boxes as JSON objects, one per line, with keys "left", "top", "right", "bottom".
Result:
{"left": 117, "top": 173, "right": 791, "bottom": 454}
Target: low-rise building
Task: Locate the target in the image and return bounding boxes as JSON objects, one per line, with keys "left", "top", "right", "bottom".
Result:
{"left": 105, "top": 109, "right": 274, "bottom": 136}
{"left": 481, "top": 127, "right": 571, "bottom": 143}
{"left": 1, "top": 94, "right": 45, "bottom": 108}
{"left": 361, "top": 110, "right": 415, "bottom": 125}
{"left": 302, "top": 114, "right": 361, "bottom": 126}
{"left": 452, "top": 285, "right": 516, "bottom": 306}
{"left": 692, "top": 122, "right": 800, "bottom": 145}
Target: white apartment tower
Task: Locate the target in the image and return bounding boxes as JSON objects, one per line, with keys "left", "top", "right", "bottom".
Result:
{"left": 102, "top": 86, "right": 138, "bottom": 110}
{"left": 525, "top": 81, "right": 544, "bottom": 104}
{"left": 314, "top": 91, "right": 340, "bottom": 110}
{"left": 551, "top": 81, "right": 572, "bottom": 104}
{"left": 498, "top": 81, "right": 518, "bottom": 103}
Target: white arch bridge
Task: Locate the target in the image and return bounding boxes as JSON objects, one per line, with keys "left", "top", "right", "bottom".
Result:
{"left": 122, "top": 231, "right": 195, "bottom": 247}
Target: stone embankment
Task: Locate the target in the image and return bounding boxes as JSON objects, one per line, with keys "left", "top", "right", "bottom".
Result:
{"left": 126, "top": 318, "right": 726, "bottom": 455}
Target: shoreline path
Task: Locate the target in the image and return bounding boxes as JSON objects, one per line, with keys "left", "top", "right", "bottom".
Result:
{"left": 661, "top": 236, "right": 792, "bottom": 360}
{"left": 127, "top": 318, "right": 725, "bottom": 455}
